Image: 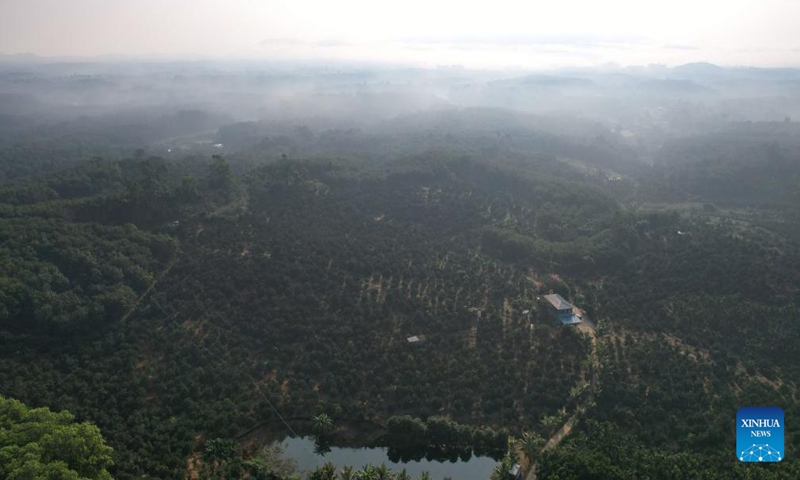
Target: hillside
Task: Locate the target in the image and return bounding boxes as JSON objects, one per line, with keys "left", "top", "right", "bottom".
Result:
{"left": 0, "top": 135, "right": 798, "bottom": 478}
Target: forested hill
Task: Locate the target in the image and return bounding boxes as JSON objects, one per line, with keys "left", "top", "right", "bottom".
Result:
{"left": 215, "top": 108, "right": 644, "bottom": 180}
{"left": 0, "top": 140, "right": 799, "bottom": 478}
{"left": 647, "top": 121, "right": 800, "bottom": 206}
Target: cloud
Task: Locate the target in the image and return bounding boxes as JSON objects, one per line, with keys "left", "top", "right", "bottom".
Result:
{"left": 259, "top": 38, "right": 308, "bottom": 47}
{"left": 395, "top": 34, "right": 649, "bottom": 50}
{"left": 314, "top": 40, "right": 352, "bottom": 48}
{"left": 258, "top": 38, "right": 352, "bottom": 49}
{"left": 663, "top": 44, "right": 700, "bottom": 51}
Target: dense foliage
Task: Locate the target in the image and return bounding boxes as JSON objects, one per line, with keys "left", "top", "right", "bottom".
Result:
{"left": 0, "top": 395, "right": 114, "bottom": 480}
{"left": 539, "top": 421, "right": 800, "bottom": 480}
{"left": 0, "top": 109, "right": 798, "bottom": 478}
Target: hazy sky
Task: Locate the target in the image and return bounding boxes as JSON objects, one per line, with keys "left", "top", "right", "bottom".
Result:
{"left": 2, "top": 0, "right": 799, "bottom": 68}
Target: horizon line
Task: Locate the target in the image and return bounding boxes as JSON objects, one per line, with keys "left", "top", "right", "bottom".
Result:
{"left": 2, "top": 52, "right": 800, "bottom": 72}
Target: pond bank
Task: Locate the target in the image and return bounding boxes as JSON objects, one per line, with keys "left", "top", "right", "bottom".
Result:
{"left": 275, "top": 436, "right": 498, "bottom": 480}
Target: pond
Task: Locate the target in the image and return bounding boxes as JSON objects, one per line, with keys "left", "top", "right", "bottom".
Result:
{"left": 275, "top": 436, "right": 499, "bottom": 480}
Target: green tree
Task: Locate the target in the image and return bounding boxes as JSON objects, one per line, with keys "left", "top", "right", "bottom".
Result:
{"left": 356, "top": 465, "right": 379, "bottom": 480}
{"left": 0, "top": 395, "right": 114, "bottom": 480}
{"left": 386, "top": 416, "right": 427, "bottom": 448}
{"left": 518, "top": 431, "right": 545, "bottom": 463}
{"left": 540, "top": 413, "right": 563, "bottom": 437}
{"left": 208, "top": 155, "right": 234, "bottom": 192}
{"left": 339, "top": 465, "right": 357, "bottom": 480}
{"left": 312, "top": 413, "right": 335, "bottom": 438}
{"left": 374, "top": 464, "right": 392, "bottom": 480}
{"left": 490, "top": 453, "right": 515, "bottom": 480}
{"left": 310, "top": 461, "right": 337, "bottom": 480}
{"left": 203, "top": 438, "right": 238, "bottom": 460}
{"left": 245, "top": 444, "right": 298, "bottom": 478}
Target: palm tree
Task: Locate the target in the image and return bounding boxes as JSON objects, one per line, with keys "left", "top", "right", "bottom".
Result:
{"left": 310, "top": 462, "right": 337, "bottom": 480}
{"left": 417, "top": 472, "right": 433, "bottom": 480}
{"left": 356, "top": 465, "right": 379, "bottom": 480}
{"left": 518, "top": 431, "right": 545, "bottom": 463}
{"left": 490, "top": 452, "right": 515, "bottom": 480}
{"left": 540, "top": 414, "right": 561, "bottom": 436}
{"left": 374, "top": 463, "right": 393, "bottom": 480}
{"left": 395, "top": 470, "right": 411, "bottom": 480}
{"left": 339, "top": 465, "right": 357, "bottom": 480}
{"left": 202, "top": 438, "right": 237, "bottom": 460}
{"left": 313, "top": 413, "right": 335, "bottom": 437}
{"left": 491, "top": 463, "right": 505, "bottom": 480}
{"left": 506, "top": 436, "right": 518, "bottom": 456}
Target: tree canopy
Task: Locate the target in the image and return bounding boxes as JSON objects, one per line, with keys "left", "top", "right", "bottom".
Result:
{"left": 0, "top": 395, "right": 114, "bottom": 480}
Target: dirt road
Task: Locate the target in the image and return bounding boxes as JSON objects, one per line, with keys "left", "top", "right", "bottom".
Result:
{"left": 525, "top": 318, "right": 599, "bottom": 480}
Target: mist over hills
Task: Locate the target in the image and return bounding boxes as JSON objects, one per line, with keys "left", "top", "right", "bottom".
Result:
{"left": 0, "top": 55, "right": 799, "bottom": 479}
{"left": 2, "top": 58, "right": 798, "bottom": 199}
{"left": 2, "top": 58, "right": 800, "bottom": 122}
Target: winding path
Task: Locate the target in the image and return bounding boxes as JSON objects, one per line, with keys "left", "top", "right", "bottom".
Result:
{"left": 525, "top": 318, "right": 600, "bottom": 480}
{"left": 120, "top": 255, "right": 177, "bottom": 324}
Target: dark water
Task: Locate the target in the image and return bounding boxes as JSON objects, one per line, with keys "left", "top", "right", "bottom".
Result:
{"left": 276, "top": 437, "right": 498, "bottom": 480}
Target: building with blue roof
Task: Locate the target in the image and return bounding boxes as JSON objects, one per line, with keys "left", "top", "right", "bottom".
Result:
{"left": 543, "top": 293, "right": 582, "bottom": 325}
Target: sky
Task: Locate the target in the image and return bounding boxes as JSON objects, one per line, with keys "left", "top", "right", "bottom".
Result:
{"left": 1, "top": 0, "right": 799, "bottom": 68}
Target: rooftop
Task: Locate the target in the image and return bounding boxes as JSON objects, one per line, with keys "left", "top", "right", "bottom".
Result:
{"left": 544, "top": 293, "right": 573, "bottom": 311}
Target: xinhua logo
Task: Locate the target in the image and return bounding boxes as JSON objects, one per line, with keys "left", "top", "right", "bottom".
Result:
{"left": 737, "top": 407, "right": 784, "bottom": 462}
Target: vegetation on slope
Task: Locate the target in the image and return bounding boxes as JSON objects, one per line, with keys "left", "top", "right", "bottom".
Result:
{"left": 0, "top": 113, "right": 798, "bottom": 478}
